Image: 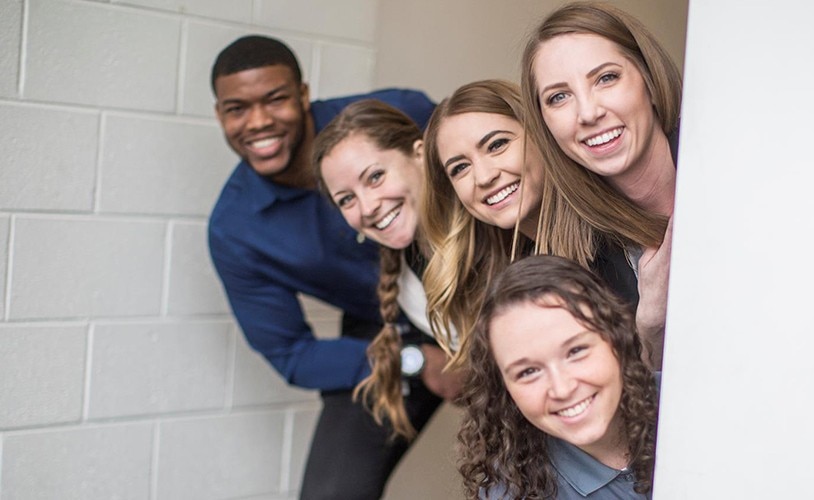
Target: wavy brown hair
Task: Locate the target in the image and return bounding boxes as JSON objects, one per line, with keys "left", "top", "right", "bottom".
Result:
{"left": 314, "top": 99, "right": 424, "bottom": 439}
{"left": 422, "top": 80, "right": 595, "bottom": 365}
{"left": 521, "top": 2, "right": 681, "bottom": 247}
{"left": 458, "top": 255, "right": 658, "bottom": 498}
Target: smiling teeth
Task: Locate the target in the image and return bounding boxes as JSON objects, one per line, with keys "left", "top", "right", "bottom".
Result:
{"left": 375, "top": 208, "right": 400, "bottom": 230}
{"left": 585, "top": 128, "right": 622, "bottom": 147}
{"left": 556, "top": 397, "right": 592, "bottom": 418}
{"left": 486, "top": 182, "right": 519, "bottom": 205}
{"left": 251, "top": 137, "right": 280, "bottom": 148}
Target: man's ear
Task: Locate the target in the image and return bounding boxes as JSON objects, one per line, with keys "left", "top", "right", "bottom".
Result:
{"left": 299, "top": 82, "right": 311, "bottom": 113}
{"left": 214, "top": 101, "right": 231, "bottom": 131}
{"left": 214, "top": 101, "right": 224, "bottom": 123}
{"left": 213, "top": 81, "right": 225, "bottom": 124}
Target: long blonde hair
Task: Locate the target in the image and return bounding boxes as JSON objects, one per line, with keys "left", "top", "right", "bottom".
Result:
{"left": 521, "top": 2, "right": 681, "bottom": 247}
{"left": 422, "top": 80, "right": 595, "bottom": 366}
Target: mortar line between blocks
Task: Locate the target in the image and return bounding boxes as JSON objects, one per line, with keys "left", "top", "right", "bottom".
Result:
{"left": 81, "top": 322, "right": 95, "bottom": 420}
{"left": 175, "top": 19, "right": 189, "bottom": 115}
{"left": 250, "top": 0, "right": 260, "bottom": 24}
{"left": 93, "top": 112, "right": 107, "bottom": 213}
{"left": 17, "top": 0, "right": 29, "bottom": 97}
{"left": 280, "top": 410, "right": 295, "bottom": 493}
{"left": 224, "top": 325, "right": 237, "bottom": 409}
{"left": 0, "top": 433, "right": 4, "bottom": 500}
{"left": 310, "top": 43, "right": 323, "bottom": 100}
{"left": 150, "top": 421, "right": 161, "bottom": 500}
{"left": 160, "top": 222, "right": 173, "bottom": 317}
{"left": 4, "top": 216, "right": 16, "bottom": 321}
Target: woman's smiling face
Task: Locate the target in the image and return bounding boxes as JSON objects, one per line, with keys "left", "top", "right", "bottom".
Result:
{"left": 533, "top": 33, "right": 662, "bottom": 187}
{"left": 489, "top": 298, "right": 625, "bottom": 460}
{"left": 435, "top": 112, "right": 544, "bottom": 232}
{"left": 320, "top": 133, "right": 424, "bottom": 250}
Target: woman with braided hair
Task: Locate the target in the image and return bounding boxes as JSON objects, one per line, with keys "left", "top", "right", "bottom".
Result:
{"left": 314, "top": 99, "right": 463, "bottom": 439}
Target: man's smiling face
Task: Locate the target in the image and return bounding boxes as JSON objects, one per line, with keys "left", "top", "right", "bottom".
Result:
{"left": 214, "top": 64, "right": 310, "bottom": 178}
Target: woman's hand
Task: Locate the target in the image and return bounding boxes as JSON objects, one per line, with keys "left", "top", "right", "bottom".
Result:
{"left": 636, "top": 217, "right": 673, "bottom": 370}
{"left": 420, "top": 344, "right": 464, "bottom": 401}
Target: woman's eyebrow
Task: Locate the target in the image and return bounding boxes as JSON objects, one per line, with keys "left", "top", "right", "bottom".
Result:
{"left": 477, "top": 130, "right": 512, "bottom": 149}
{"left": 561, "top": 330, "right": 595, "bottom": 348}
{"left": 443, "top": 154, "right": 465, "bottom": 169}
{"left": 586, "top": 61, "right": 623, "bottom": 79}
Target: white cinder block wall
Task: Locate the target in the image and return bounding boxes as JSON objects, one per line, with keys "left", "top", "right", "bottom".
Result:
{"left": 0, "top": 0, "right": 378, "bottom": 498}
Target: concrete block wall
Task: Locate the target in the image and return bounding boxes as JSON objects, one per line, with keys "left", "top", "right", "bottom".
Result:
{"left": 0, "top": 0, "right": 378, "bottom": 498}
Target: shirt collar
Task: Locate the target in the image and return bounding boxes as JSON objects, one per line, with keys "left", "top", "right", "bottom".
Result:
{"left": 236, "top": 160, "right": 313, "bottom": 212}
{"left": 547, "top": 436, "right": 623, "bottom": 496}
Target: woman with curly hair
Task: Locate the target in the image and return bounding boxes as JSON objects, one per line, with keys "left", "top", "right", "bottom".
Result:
{"left": 314, "top": 99, "right": 463, "bottom": 440}
{"left": 521, "top": 2, "right": 683, "bottom": 369}
{"left": 422, "top": 80, "right": 637, "bottom": 366}
{"left": 458, "top": 254, "right": 659, "bottom": 499}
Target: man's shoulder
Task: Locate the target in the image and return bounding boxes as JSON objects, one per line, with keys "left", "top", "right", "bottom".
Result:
{"left": 313, "top": 88, "right": 433, "bottom": 108}
{"left": 311, "top": 88, "right": 435, "bottom": 131}
{"left": 209, "top": 161, "right": 253, "bottom": 231}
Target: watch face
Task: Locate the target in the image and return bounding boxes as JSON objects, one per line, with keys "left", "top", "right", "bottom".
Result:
{"left": 401, "top": 345, "right": 425, "bottom": 376}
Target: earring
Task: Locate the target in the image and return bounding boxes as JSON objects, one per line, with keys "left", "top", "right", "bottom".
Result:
{"left": 356, "top": 233, "right": 366, "bottom": 244}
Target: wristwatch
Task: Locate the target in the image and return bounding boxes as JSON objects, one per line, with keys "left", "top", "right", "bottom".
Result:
{"left": 400, "top": 344, "right": 425, "bottom": 378}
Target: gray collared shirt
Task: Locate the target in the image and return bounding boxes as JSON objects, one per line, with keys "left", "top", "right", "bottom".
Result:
{"left": 547, "top": 436, "right": 650, "bottom": 499}
{"left": 480, "top": 374, "right": 659, "bottom": 499}
{"left": 480, "top": 438, "right": 649, "bottom": 499}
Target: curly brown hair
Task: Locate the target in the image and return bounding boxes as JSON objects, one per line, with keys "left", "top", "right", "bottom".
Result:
{"left": 458, "top": 255, "right": 658, "bottom": 498}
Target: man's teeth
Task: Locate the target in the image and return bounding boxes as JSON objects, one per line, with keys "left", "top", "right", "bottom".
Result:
{"left": 251, "top": 137, "right": 280, "bottom": 148}
{"left": 585, "top": 128, "right": 622, "bottom": 147}
{"left": 556, "top": 397, "right": 592, "bottom": 418}
{"left": 486, "top": 182, "right": 519, "bottom": 205}
{"left": 375, "top": 208, "right": 400, "bottom": 230}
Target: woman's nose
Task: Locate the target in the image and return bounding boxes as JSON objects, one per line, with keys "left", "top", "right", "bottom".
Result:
{"left": 576, "top": 93, "right": 606, "bottom": 126}
{"left": 474, "top": 162, "right": 500, "bottom": 188}
{"left": 358, "top": 193, "right": 380, "bottom": 219}
{"left": 547, "top": 367, "right": 577, "bottom": 399}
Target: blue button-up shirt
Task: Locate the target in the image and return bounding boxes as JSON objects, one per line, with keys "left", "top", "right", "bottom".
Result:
{"left": 208, "top": 89, "right": 435, "bottom": 391}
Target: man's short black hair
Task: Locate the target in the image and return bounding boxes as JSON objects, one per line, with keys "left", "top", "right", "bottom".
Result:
{"left": 210, "top": 35, "right": 303, "bottom": 94}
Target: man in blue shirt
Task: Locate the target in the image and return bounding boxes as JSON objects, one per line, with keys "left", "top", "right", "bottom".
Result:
{"left": 208, "top": 35, "right": 444, "bottom": 499}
